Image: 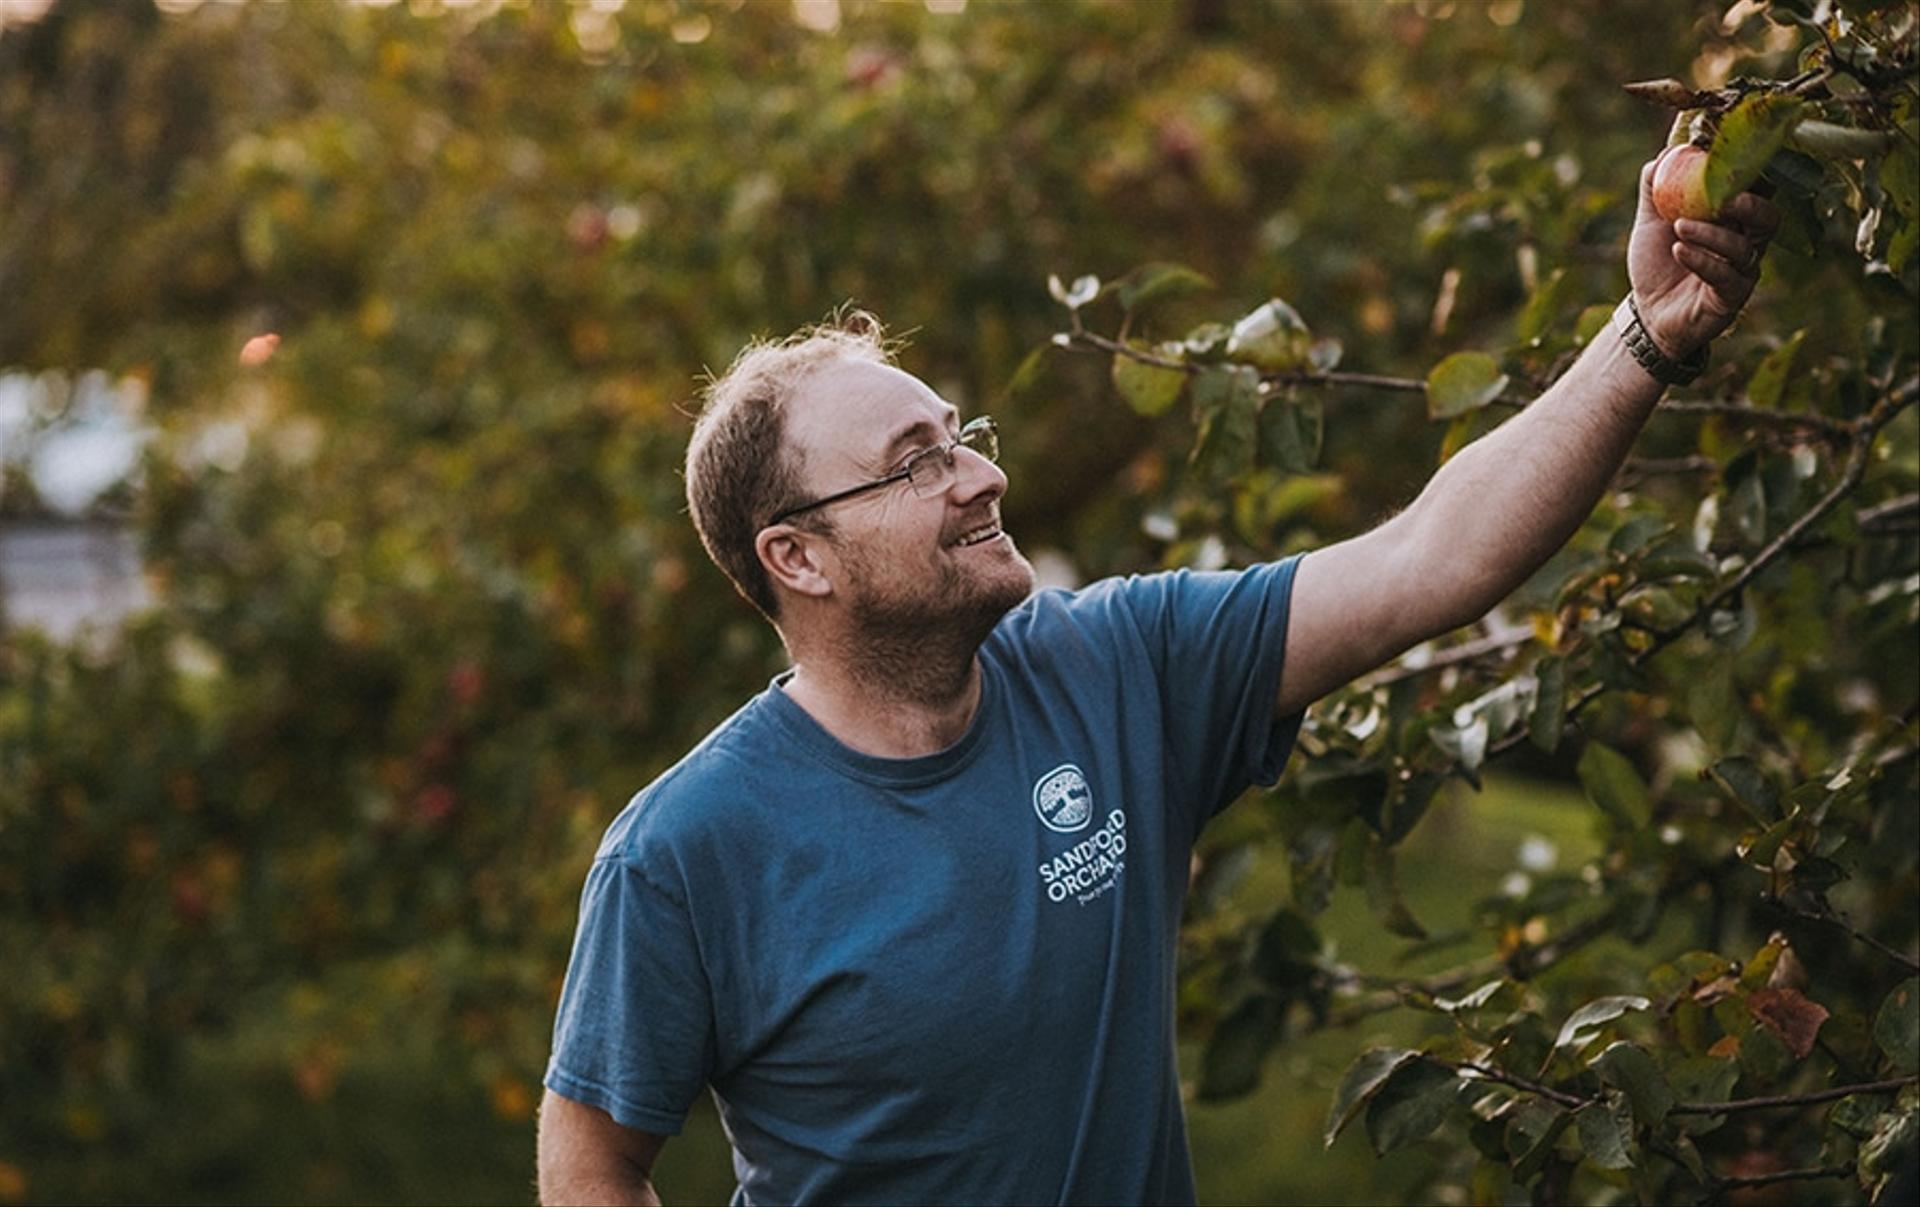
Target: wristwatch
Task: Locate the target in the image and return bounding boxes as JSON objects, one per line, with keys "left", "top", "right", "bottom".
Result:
{"left": 1613, "top": 294, "right": 1708, "bottom": 388}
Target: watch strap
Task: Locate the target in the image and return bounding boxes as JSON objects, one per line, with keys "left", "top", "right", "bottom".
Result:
{"left": 1613, "top": 294, "right": 1708, "bottom": 387}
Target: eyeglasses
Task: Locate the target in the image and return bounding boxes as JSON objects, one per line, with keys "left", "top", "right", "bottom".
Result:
{"left": 767, "top": 416, "right": 999, "bottom": 528}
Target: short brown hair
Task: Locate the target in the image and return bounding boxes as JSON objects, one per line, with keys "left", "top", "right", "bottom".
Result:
{"left": 686, "top": 310, "right": 893, "bottom": 620}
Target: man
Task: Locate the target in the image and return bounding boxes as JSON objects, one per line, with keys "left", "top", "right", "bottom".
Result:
{"left": 537, "top": 150, "right": 1776, "bottom": 1205}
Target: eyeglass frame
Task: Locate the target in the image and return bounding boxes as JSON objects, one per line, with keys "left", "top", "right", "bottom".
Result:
{"left": 764, "top": 415, "right": 999, "bottom": 528}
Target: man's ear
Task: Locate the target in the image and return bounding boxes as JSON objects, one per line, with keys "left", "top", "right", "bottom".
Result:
{"left": 756, "top": 525, "right": 834, "bottom": 601}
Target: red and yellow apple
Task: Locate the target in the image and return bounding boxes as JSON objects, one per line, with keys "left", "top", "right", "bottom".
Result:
{"left": 1650, "top": 144, "right": 1720, "bottom": 223}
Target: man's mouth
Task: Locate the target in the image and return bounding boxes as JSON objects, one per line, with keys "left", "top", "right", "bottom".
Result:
{"left": 951, "top": 520, "right": 1003, "bottom": 548}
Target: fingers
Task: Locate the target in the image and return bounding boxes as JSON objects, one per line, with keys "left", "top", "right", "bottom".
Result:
{"left": 1672, "top": 240, "right": 1752, "bottom": 299}
{"left": 1635, "top": 157, "right": 1665, "bottom": 226}
{"left": 1671, "top": 186, "right": 1779, "bottom": 294}
{"left": 1674, "top": 218, "right": 1759, "bottom": 271}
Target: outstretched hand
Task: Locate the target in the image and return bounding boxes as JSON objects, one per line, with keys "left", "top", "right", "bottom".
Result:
{"left": 1627, "top": 145, "right": 1781, "bottom": 362}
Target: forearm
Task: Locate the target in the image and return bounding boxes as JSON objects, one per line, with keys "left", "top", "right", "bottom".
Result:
{"left": 538, "top": 1171, "right": 662, "bottom": 1207}
{"left": 1398, "top": 325, "right": 1663, "bottom": 629}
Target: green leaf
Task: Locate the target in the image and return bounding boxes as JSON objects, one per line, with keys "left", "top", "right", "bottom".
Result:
{"left": 1640, "top": 538, "right": 1718, "bottom": 581}
{"left": 1737, "top": 1011, "right": 1795, "bottom": 1083}
{"left": 1189, "top": 365, "right": 1260, "bottom": 485}
{"left": 1830, "top": 1093, "right": 1891, "bottom": 1140}
{"left": 1574, "top": 303, "right": 1614, "bottom": 345}
{"left": 1577, "top": 742, "right": 1650, "bottom": 828}
{"left": 1225, "top": 298, "right": 1312, "bottom": 373}
{"left": 1111, "top": 343, "right": 1188, "bottom": 416}
{"left": 1259, "top": 394, "right": 1323, "bottom": 474}
{"left": 1705, "top": 94, "right": 1808, "bottom": 212}
{"left": 1875, "top": 978, "right": 1919, "bottom": 1075}
{"left": 1003, "top": 345, "right": 1050, "bottom": 400}
{"left": 1364, "top": 838, "right": 1428, "bottom": 940}
{"left": 1529, "top": 655, "right": 1566, "bottom": 753}
{"left": 1761, "top": 147, "right": 1826, "bottom": 196}
{"left": 1737, "top": 814, "right": 1795, "bottom": 869}
{"left": 1689, "top": 662, "right": 1738, "bottom": 749}
{"left": 1468, "top": 1159, "right": 1512, "bottom": 1205}
{"left": 1787, "top": 118, "right": 1898, "bottom": 162}
{"left": 1197, "top": 994, "right": 1282, "bottom": 1100}
{"left": 1324, "top": 1047, "right": 1419, "bottom": 1147}
{"left": 1888, "top": 215, "right": 1918, "bottom": 275}
{"left": 1363, "top": 1058, "right": 1461, "bottom": 1156}
{"left": 1506, "top": 1100, "right": 1573, "bottom": 1182}
{"left": 1591, "top": 1041, "right": 1674, "bottom": 1128}
{"left": 1426, "top": 352, "right": 1509, "bottom": 420}
{"left": 1576, "top": 1093, "right": 1637, "bottom": 1171}
{"left": 1436, "top": 978, "right": 1522, "bottom": 1017}
{"left": 1708, "top": 756, "right": 1781, "bottom": 823}
{"left": 1740, "top": 936, "right": 1787, "bottom": 990}
{"left": 1251, "top": 907, "right": 1322, "bottom": 990}
{"left": 1380, "top": 771, "right": 1443, "bottom": 846}
{"left": 1860, "top": 1109, "right": 1920, "bottom": 1205}
{"left": 1288, "top": 824, "right": 1340, "bottom": 915}
{"left": 1885, "top": 138, "right": 1918, "bottom": 219}
{"left": 1555, "top": 995, "right": 1651, "bottom": 1052}
{"left": 1516, "top": 267, "right": 1578, "bottom": 343}
{"left": 1182, "top": 321, "right": 1232, "bottom": 359}
{"left": 1666, "top": 1056, "right": 1739, "bottom": 1135}
{"left": 1746, "top": 330, "right": 1809, "bottom": 410}
{"left": 1116, "top": 262, "right": 1213, "bottom": 313}
{"left": 1790, "top": 855, "right": 1845, "bottom": 892}
{"left": 1609, "top": 514, "right": 1671, "bottom": 558}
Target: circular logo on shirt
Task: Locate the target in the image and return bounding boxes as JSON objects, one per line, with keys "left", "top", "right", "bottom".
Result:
{"left": 1033, "top": 763, "right": 1093, "bottom": 832}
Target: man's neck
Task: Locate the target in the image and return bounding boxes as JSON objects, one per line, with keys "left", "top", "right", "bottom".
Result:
{"left": 780, "top": 653, "right": 983, "bottom": 760}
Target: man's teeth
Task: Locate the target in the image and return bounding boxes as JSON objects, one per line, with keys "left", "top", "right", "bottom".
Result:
{"left": 954, "top": 523, "right": 1001, "bottom": 547}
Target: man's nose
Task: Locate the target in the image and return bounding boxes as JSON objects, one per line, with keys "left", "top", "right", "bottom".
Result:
{"left": 947, "top": 444, "right": 1006, "bottom": 506}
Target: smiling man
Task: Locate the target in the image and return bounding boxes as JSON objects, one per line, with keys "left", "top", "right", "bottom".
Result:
{"left": 536, "top": 150, "right": 1776, "bottom": 1206}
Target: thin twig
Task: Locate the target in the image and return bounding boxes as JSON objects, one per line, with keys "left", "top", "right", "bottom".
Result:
{"left": 1719, "top": 1163, "right": 1854, "bottom": 1190}
{"left": 1264, "top": 369, "right": 1430, "bottom": 396}
{"left": 1858, "top": 491, "right": 1919, "bottom": 534}
{"left": 1656, "top": 399, "right": 1851, "bottom": 439}
{"left": 1453, "top": 1061, "right": 1591, "bottom": 1110}
{"left": 1480, "top": 373, "right": 1920, "bottom": 759}
{"left": 1622, "top": 455, "right": 1717, "bottom": 478}
{"left": 1674, "top": 377, "right": 1919, "bottom": 631}
{"left": 1672, "top": 1074, "right": 1919, "bottom": 1115}
{"left": 1064, "top": 329, "right": 1439, "bottom": 397}
{"left": 1766, "top": 895, "right": 1920, "bottom": 977}
{"left": 1357, "top": 625, "right": 1538, "bottom": 689}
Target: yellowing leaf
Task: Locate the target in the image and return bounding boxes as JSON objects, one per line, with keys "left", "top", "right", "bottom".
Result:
{"left": 1111, "top": 344, "right": 1187, "bottom": 416}
{"left": 1705, "top": 94, "right": 1807, "bottom": 212}
{"left": 1426, "top": 352, "right": 1509, "bottom": 420}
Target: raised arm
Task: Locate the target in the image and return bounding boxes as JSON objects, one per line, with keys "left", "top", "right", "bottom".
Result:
{"left": 537, "top": 1089, "right": 668, "bottom": 1207}
{"left": 1275, "top": 149, "right": 1779, "bottom": 718}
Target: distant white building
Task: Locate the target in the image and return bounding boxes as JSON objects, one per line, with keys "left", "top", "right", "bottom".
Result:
{"left": 0, "top": 370, "right": 153, "bottom": 642}
{"left": 0, "top": 519, "right": 149, "bottom": 641}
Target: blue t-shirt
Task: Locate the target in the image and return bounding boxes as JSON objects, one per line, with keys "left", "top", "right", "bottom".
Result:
{"left": 545, "top": 560, "right": 1304, "bottom": 1206}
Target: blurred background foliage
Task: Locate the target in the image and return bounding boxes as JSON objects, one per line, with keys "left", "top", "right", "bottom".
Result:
{"left": 0, "top": 0, "right": 1913, "bottom": 1204}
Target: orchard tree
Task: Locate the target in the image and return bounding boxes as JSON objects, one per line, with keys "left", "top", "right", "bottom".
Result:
{"left": 0, "top": 0, "right": 1913, "bottom": 1203}
{"left": 1049, "top": 2, "right": 1919, "bottom": 1203}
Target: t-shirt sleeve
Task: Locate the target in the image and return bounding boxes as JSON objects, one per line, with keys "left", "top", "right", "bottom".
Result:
{"left": 1118, "top": 557, "right": 1305, "bottom": 827}
{"left": 543, "top": 854, "right": 716, "bottom": 1135}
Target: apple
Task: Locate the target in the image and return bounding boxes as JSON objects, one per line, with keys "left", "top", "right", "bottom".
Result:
{"left": 1651, "top": 144, "right": 1719, "bottom": 223}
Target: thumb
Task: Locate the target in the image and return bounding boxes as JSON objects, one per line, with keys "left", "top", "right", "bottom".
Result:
{"left": 1636, "top": 149, "right": 1673, "bottom": 229}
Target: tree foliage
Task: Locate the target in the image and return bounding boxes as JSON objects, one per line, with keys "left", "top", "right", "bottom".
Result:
{"left": 0, "top": 0, "right": 1914, "bottom": 1203}
{"left": 1054, "top": 2, "right": 1919, "bottom": 1201}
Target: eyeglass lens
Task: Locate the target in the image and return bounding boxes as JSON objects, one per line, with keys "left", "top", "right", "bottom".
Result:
{"left": 904, "top": 421, "right": 998, "bottom": 497}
